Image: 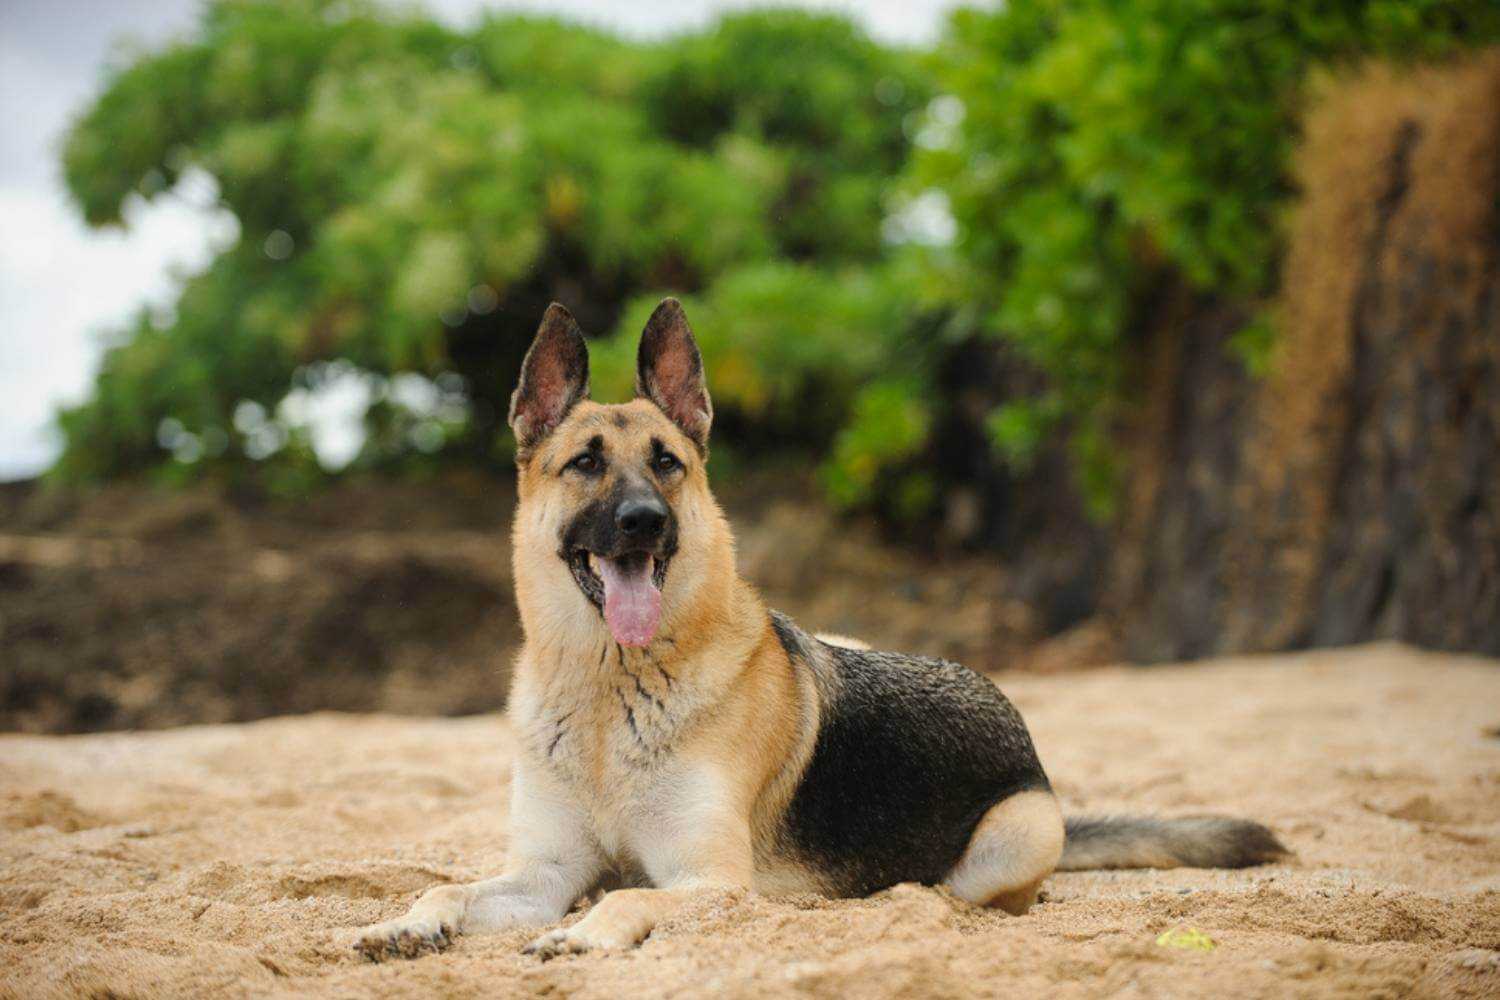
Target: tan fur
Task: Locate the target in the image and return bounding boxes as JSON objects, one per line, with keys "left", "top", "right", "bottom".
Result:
{"left": 356, "top": 392, "right": 838, "bottom": 961}
{"left": 507, "top": 400, "right": 831, "bottom": 954}
{"left": 813, "top": 632, "right": 871, "bottom": 651}
{"left": 943, "top": 790, "right": 1065, "bottom": 915}
{"left": 350, "top": 304, "right": 1286, "bottom": 963}
{"left": 355, "top": 313, "right": 1072, "bottom": 960}
{"left": 354, "top": 383, "right": 1078, "bottom": 961}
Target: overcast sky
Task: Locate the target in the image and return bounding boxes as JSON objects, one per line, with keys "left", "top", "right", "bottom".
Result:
{"left": 0, "top": 0, "right": 959, "bottom": 481}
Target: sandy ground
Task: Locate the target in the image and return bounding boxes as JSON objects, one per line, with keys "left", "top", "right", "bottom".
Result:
{"left": 2, "top": 643, "right": 1499, "bottom": 999}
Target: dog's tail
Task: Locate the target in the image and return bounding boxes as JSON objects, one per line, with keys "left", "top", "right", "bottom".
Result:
{"left": 1056, "top": 815, "right": 1288, "bottom": 871}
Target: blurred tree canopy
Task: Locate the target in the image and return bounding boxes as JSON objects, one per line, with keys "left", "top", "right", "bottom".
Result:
{"left": 917, "top": 0, "right": 1500, "bottom": 514}
{"left": 56, "top": 0, "right": 1500, "bottom": 523}
{"left": 57, "top": 0, "right": 929, "bottom": 491}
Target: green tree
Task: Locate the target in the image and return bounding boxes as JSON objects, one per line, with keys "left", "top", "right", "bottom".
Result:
{"left": 57, "top": 0, "right": 928, "bottom": 485}
{"left": 58, "top": 0, "right": 1499, "bottom": 527}
{"left": 916, "top": 0, "right": 1500, "bottom": 514}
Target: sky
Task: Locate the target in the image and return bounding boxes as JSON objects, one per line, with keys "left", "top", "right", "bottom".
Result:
{"left": 0, "top": 0, "right": 961, "bottom": 481}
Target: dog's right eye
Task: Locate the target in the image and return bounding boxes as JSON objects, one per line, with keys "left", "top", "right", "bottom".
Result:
{"left": 566, "top": 452, "right": 601, "bottom": 475}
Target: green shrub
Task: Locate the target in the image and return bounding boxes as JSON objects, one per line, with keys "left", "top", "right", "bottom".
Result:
{"left": 53, "top": 0, "right": 1500, "bottom": 528}
{"left": 917, "top": 0, "right": 1500, "bottom": 513}
{"left": 54, "top": 1, "right": 926, "bottom": 483}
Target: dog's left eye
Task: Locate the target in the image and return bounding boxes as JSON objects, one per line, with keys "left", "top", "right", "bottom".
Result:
{"left": 653, "top": 451, "right": 681, "bottom": 475}
{"left": 567, "top": 452, "right": 601, "bottom": 474}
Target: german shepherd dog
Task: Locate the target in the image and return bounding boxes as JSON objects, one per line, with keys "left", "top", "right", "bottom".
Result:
{"left": 355, "top": 300, "right": 1285, "bottom": 961}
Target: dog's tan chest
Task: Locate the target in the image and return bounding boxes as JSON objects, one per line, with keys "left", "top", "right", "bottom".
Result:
{"left": 511, "top": 651, "right": 701, "bottom": 839}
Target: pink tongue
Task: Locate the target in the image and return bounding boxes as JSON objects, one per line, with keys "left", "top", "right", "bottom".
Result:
{"left": 597, "top": 556, "right": 662, "bottom": 647}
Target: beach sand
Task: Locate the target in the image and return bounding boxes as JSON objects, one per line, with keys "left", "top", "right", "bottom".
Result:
{"left": 3, "top": 643, "right": 1498, "bottom": 998}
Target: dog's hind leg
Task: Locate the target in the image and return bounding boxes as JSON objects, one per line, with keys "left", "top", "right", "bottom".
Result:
{"left": 942, "top": 789, "right": 1064, "bottom": 915}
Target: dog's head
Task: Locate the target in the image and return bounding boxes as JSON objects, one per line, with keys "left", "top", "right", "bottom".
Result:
{"left": 508, "top": 298, "right": 723, "bottom": 648}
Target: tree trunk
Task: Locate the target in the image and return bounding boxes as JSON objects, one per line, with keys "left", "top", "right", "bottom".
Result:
{"left": 1110, "top": 53, "right": 1500, "bottom": 660}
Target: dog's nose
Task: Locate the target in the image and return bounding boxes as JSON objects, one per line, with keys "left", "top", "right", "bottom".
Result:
{"left": 616, "top": 497, "right": 667, "bottom": 540}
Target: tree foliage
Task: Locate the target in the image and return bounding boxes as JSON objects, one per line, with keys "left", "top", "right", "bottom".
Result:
{"left": 56, "top": 0, "right": 1500, "bottom": 524}
{"left": 57, "top": 0, "right": 927, "bottom": 486}
{"left": 918, "top": 0, "right": 1500, "bottom": 513}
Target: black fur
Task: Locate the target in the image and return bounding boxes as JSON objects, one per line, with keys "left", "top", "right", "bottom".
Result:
{"left": 1059, "top": 815, "right": 1288, "bottom": 870}
{"left": 509, "top": 303, "right": 590, "bottom": 453}
{"left": 769, "top": 613, "right": 813, "bottom": 664}
{"left": 559, "top": 476, "right": 678, "bottom": 612}
{"left": 636, "top": 298, "right": 711, "bottom": 452}
{"left": 772, "top": 613, "right": 1051, "bottom": 897}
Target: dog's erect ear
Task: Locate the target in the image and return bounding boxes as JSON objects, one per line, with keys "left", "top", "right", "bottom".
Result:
{"left": 636, "top": 298, "right": 711, "bottom": 451}
{"left": 509, "top": 303, "right": 590, "bottom": 456}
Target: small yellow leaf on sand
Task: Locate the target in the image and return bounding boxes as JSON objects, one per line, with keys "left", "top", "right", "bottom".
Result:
{"left": 1156, "top": 927, "right": 1217, "bottom": 952}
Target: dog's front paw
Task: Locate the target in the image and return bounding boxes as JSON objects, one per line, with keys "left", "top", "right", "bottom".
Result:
{"left": 353, "top": 915, "right": 454, "bottom": 962}
{"left": 523, "top": 924, "right": 629, "bottom": 961}
{"left": 354, "top": 883, "right": 467, "bottom": 962}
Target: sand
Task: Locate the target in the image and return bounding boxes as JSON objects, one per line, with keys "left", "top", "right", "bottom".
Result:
{"left": 3, "top": 643, "right": 1499, "bottom": 998}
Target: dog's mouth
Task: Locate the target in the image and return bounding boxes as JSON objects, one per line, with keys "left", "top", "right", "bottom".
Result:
{"left": 567, "top": 549, "right": 671, "bottom": 647}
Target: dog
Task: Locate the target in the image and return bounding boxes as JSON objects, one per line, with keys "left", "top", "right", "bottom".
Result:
{"left": 354, "top": 299, "right": 1286, "bottom": 961}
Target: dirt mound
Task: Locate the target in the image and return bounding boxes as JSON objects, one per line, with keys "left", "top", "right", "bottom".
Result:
{"left": 0, "top": 473, "right": 1034, "bottom": 734}
{"left": 1, "top": 475, "right": 520, "bottom": 733}
{"left": 2, "top": 645, "right": 1497, "bottom": 998}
